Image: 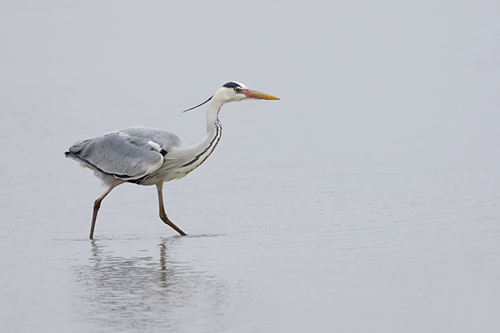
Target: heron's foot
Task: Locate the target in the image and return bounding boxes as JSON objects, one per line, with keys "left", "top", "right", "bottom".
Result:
{"left": 159, "top": 213, "right": 187, "bottom": 236}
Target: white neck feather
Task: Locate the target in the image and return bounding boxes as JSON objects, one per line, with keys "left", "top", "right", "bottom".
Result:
{"left": 179, "top": 94, "right": 224, "bottom": 171}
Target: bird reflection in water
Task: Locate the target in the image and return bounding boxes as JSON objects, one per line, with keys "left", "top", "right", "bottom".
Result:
{"left": 73, "top": 238, "right": 225, "bottom": 331}
{"left": 158, "top": 241, "right": 168, "bottom": 287}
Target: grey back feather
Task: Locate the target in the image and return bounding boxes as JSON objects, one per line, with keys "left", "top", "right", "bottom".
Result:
{"left": 66, "top": 126, "right": 182, "bottom": 180}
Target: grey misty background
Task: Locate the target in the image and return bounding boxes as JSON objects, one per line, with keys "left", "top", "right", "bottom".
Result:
{"left": 1, "top": 1, "right": 499, "bottom": 333}
{"left": 2, "top": 1, "right": 498, "bottom": 166}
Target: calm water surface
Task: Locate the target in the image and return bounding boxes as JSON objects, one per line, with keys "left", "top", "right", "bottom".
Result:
{"left": 1, "top": 136, "right": 499, "bottom": 332}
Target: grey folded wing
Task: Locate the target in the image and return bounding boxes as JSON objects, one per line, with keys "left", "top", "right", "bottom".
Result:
{"left": 66, "top": 131, "right": 166, "bottom": 180}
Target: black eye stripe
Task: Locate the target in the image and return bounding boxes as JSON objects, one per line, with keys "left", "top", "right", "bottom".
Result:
{"left": 222, "top": 82, "right": 242, "bottom": 89}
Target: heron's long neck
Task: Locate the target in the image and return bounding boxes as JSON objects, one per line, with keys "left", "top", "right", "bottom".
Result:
{"left": 181, "top": 102, "right": 222, "bottom": 169}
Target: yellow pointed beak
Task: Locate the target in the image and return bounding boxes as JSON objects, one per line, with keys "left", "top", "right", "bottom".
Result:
{"left": 241, "top": 89, "right": 280, "bottom": 100}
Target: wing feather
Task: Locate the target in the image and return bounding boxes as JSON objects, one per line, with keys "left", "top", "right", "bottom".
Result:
{"left": 67, "top": 131, "right": 165, "bottom": 180}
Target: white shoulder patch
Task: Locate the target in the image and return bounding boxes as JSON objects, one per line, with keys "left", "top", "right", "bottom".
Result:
{"left": 148, "top": 141, "right": 162, "bottom": 152}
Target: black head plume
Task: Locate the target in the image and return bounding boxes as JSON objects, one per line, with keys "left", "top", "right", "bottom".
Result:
{"left": 182, "top": 95, "right": 213, "bottom": 113}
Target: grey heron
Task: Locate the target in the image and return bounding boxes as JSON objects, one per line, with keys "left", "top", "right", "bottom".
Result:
{"left": 65, "top": 81, "right": 279, "bottom": 239}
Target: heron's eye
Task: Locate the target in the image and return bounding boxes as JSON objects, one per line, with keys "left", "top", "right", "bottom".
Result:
{"left": 234, "top": 87, "right": 241, "bottom": 93}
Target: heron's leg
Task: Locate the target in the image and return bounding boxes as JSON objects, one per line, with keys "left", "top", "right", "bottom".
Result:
{"left": 90, "top": 183, "right": 119, "bottom": 240}
{"left": 156, "top": 183, "right": 187, "bottom": 236}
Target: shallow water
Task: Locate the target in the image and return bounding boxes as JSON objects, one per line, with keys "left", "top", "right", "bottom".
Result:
{"left": 1, "top": 1, "right": 500, "bottom": 332}
{"left": 2, "top": 151, "right": 499, "bottom": 332}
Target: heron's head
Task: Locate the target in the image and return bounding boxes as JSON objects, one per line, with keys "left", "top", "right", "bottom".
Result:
{"left": 218, "top": 81, "right": 280, "bottom": 103}
{"left": 183, "top": 81, "right": 279, "bottom": 113}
